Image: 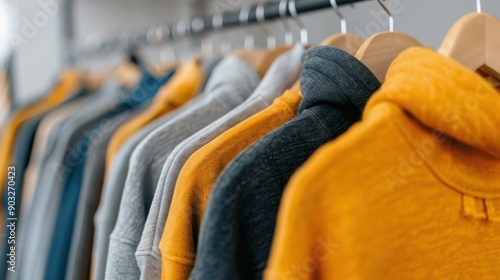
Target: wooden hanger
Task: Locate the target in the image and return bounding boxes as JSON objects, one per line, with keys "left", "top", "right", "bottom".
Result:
{"left": 113, "top": 60, "right": 142, "bottom": 88}
{"left": 149, "top": 24, "right": 182, "bottom": 77}
{"left": 322, "top": 33, "right": 364, "bottom": 55}
{"left": 234, "top": 46, "right": 292, "bottom": 78}
{"left": 85, "top": 48, "right": 141, "bottom": 89}
{"left": 289, "top": 33, "right": 364, "bottom": 93}
{"left": 355, "top": 32, "right": 421, "bottom": 82}
{"left": 83, "top": 69, "right": 112, "bottom": 92}
{"left": 230, "top": 3, "right": 293, "bottom": 78}
{"left": 151, "top": 46, "right": 201, "bottom": 78}
{"left": 322, "top": 0, "right": 364, "bottom": 54}
{"left": 439, "top": 11, "right": 500, "bottom": 83}
{"left": 290, "top": 0, "right": 365, "bottom": 93}
{"left": 150, "top": 61, "right": 180, "bottom": 77}
{"left": 355, "top": 0, "right": 422, "bottom": 82}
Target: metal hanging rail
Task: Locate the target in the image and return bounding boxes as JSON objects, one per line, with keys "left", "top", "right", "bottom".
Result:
{"left": 74, "top": 0, "right": 370, "bottom": 57}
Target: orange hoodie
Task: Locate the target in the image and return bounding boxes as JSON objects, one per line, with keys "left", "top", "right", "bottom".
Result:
{"left": 159, "top": 89, "right": 301, "bottom": 279}
{"left": 265, "top": 47, "right": 500, "bottom": 280}
{"left": 106, "top": 60, "right": 203, "bottom": 166}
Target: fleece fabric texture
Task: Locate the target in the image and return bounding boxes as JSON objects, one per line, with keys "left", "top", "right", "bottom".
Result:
{"left": 105, "top": 60, "right": 203, "bottom": 166}
{"left": 265, "top": 47, "right": 500, "bottom": 279}
{"left": 13, "top": 78, "right": 124, "bottom": 280}
{"left": 0, "top": 71, "right": 81, "bottom": 223}
{"left": 91, "top": 111, "right": 182, "bottom": 280}
{"left": 90, "top": 55, "right": 219, "bottom": 280}
{"left": 192, "top": 46, "right": 381, "bottom": 280}
{"left": 105, "top": 56, "right": 259, "bottom": 280}
{"left": 64, "top": 106, "right": 145, "bottom": 280}
{"left": 159, "top": 89, "right": 301, "bottom": 280}
{"left": 16, "top": 71, "right": 171, "bottom": 280}
{"left": 141, "top": 44, "right": 304, "bottom": 280}
{"left": 0, "top": 88, "right": 87, "bottom": 279}
{"left": 20, "top": 96, "right": 91, "bottom": 217}
{"left": 0, "top": 71, "right": 81, "bottom": 197}
{"left": 44, "top": 71, "right": 173, "bottom": 280}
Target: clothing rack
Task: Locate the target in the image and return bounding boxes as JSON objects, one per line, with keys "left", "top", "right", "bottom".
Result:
{"left": 74, "top": 0, "right": 370, "bottom": 58}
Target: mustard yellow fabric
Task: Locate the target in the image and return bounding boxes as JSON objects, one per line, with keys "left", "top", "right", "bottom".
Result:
{"left": 159, "top": 90, "right": 302, "bottom": 280}
{"left": 106, "top": 60, "right": 203, "bottom": 166}
{"left": 0, "top": 70, "right": 81, "bottom": 217}
{"left": 265, "top": 47, "right": 500, "bottom": 280}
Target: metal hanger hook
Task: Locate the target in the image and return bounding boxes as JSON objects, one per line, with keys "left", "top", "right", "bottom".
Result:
{"left": 376, "top": 0, "right": 394, "bottom": 32}
{"left": 330, "top": 0, "right": 347, "bottom": 34}
{"left": 147, "top": 24, "right": 170, "bottom": 45}
{"left": 239, "top": 3, "right": 255, "bottom": 49}
{"left": 212, "top": 13, "right": 223, "bottom": 32}
{"left": 288, "top": 0, "right": 308, "bottom": 46}
{"left": 191, "top": 18, "right": 205, "bottom": 55}
{"left": 160, "top": 24, "right": 177, "bottom": 62}
{"left": 256, "top": 1, "right": 276, "bottom": 49}
{"left": 201, "top": 35, "right": 214, "bottom": 56}
{"left": 212, "top": 13, "right": 231, "bottom": 53}
{"left": 191, "top": 17, "right": 204, "bottom": 35}
{"left": 173, "top": 18, "right": 190, "bottom": 40}
{"left": 146, "top": 25, "right": 157, "bottom": 45}
{"left": 476, "top": 0, "right": 482, "bottom": 13}
{"left": 279, "top": 0, "right": 293, "bottom": 45}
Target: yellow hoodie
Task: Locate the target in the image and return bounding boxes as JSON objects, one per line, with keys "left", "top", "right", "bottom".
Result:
{"left": 159, "top": 89, "right": 301, "bottom": 280}
{"left": 265, "top": 47, "right": 500, "bottom": 280}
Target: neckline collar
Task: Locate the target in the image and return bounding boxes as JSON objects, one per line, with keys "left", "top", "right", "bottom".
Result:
{"left": 204, "top": 56, "right": 260, "bottom": 94}
{"left": 299, "top": 46, "right": 380, "bottom": 118}
{"left": 366, "top": 47, "right": 500, "bottom": 198}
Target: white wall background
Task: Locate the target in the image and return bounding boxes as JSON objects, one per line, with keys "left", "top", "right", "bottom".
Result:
{"left": 9, "top": 0, "right": 500, "bottom": 104}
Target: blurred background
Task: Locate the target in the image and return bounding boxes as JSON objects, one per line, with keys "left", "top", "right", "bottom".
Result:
{"left": 1, "top": 0, "right": 499, "bottom": 105}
